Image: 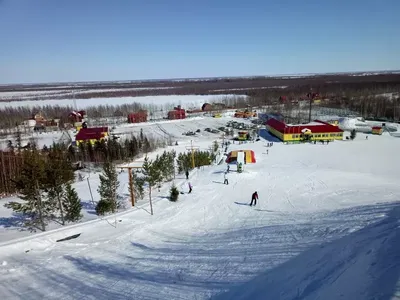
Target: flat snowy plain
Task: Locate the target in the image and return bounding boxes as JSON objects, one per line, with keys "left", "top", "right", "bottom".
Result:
{"left": 0, "top": 101, "right": 399, "bottom": 299}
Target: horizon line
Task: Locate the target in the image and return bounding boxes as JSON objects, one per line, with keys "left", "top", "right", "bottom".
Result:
{"left": 1, "top": 69, "right": 400, "bottom": 87}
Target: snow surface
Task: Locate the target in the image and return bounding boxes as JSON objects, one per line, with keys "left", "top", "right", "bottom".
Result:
{"left": 0, "top": 94, "right": 241, "bottom": 109}
{"left": 0, "top": 116, "right": 399, "bottom": 300}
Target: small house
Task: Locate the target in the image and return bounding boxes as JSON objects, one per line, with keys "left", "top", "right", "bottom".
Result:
{"left": 168, "top": 106, "right": 186, "bottom": 120}
{"left": 127, "top": 110, "right": 148, "bottom": 123}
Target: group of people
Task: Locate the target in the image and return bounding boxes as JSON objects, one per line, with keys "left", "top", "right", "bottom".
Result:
{"left": 184, "top": 158, "right": 259, "bottom": 206}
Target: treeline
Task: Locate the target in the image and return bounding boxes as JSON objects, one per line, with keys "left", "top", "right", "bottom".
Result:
{"left": 4, "top": 146, "right": 82, "bottom": 231}
{"left": 0, "top": 101, "right": 178, "bottom": 131}
{"left": 1, "top": 76, "right": 399, "bottom": 130}
{"left": 0, "top": 131, "right": 163, "bottom": 197}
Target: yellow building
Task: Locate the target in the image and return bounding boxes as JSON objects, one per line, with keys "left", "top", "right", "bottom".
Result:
{"left": 75, "top": 127, "right": 109, "bottom": 146}
{"left": 372, "top": 127, "right": 383, "bottom": 135}
{"left": 266, "top": 119, "right": 344, "bottom": 143}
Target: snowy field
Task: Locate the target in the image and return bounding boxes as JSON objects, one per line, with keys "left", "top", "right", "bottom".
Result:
{"left": 0, "top": 94, "right": 240, "bottom": 109}
{"left": 0, "top": 115, "right": 399, "bottom": 299}
{"left": 0, "top": 87, "right": 175, "bottom": 101}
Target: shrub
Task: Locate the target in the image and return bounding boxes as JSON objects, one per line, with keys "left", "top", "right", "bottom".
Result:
{"left": 169, "top": 184, "right": 180, "bottom": 202}
{"left": 95, "top": 200, "right": 112, "bottom": 216}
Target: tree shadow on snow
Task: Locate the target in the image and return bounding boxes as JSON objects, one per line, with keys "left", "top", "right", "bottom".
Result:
{"left": 212, "top": 201, "right": 400, "bottom": 300}
{"left": 0, "top": 212, "right": 30, "bottom": 231}
{"left": 80, "top": 200, "right": 97, "bottom": 215}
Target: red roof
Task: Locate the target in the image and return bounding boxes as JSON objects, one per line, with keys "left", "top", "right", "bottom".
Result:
{"left": 76, "top": 127, "right": 108, "bottom": 141}
{"left": 266, "top": 119, "right": 343, "bottom": 134}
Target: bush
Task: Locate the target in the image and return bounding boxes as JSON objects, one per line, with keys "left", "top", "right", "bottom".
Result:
{"left": 95, "top": 200, "right": 112, "bottom": 216}
{"left": 169, "top": 184, "right": 180, "bottom": 202}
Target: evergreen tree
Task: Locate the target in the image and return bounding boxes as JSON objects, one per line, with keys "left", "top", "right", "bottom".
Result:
{"left": 15, "top": 129, "right": 22, "bottom": 150}
{"left": 141, "top": 156, "right": 161, "bottom": 215}
{"left": 44, "top": 148, "right": 74, "bottom": 225}
{"left": 63, "top": 183, "right": 82, "bottom": 222}
{"left": 131, "top": 170, "right": 145, "bottom": 203}
{"left": 169, "top": 183, "right": 179, "bottom": 202}
{"left": 5, "top": 150, "right": 49, "bottom": 231}
{"left": 97, "top": 160, "right": 119, "bottom": 213}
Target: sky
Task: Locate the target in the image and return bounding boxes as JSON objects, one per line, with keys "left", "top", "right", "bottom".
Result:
{"left": 0, "top": 0, "right": 400, "bottom": 84}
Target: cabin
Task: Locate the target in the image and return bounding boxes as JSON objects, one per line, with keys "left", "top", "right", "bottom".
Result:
{"left": 127, "top": 110, "right": 148, "bottom": 123}
{"left": 168, "top": 106, "right": 186, "bottom": 120}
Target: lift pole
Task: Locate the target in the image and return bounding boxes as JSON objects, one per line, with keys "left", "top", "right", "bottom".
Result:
{"left": 119, "top": 165, "right": 143, "bottom": 207}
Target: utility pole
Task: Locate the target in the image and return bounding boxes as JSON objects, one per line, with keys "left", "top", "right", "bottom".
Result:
{"left": 186, "top": 140, "right": 199, "bottom": 169}
{"left": 308, "top": 86, "right": 313, "bottom": 123}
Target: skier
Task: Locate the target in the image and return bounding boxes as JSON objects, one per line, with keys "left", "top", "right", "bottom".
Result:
{"left": 223, "top": 172, "right": 229, "bottom": 185}
{"left": 185, "top": 170, "right": 189, "bottom": 180}
{"left": 188, "top": 182, "right": 193, "bottom": 194}
{"left": 250, "top": 191, "right": 258, "bottom": 206}
{"left": 227, "top": 164, "right": 230, "bottom": 173}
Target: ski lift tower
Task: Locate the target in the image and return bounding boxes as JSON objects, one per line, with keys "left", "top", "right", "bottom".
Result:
{"left": 117, "top": 161, "right": 144, "bottom": 207}
{"left": 185, "top": 140, "right": 199, "bottom": 169}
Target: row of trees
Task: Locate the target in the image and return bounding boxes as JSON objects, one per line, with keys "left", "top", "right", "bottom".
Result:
{"left": 2, "top": 77, "right": 399, "bottom": 131}
{"left": 4, "top": 148, "right": 82, "bottom": 231}
{"left": 0, "top": 131, "right": 162, "bottom": 197}
{"left": 2, "top": 129, "right": 166, "bottom": 230}
{"left": 96, "top": 146, "right": 217, "bottom": 216}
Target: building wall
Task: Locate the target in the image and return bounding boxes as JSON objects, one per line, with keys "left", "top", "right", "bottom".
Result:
{"left": 266, "top": 125, "right": 284, "bottom": 140}
{"left": 283, "top": 132, "right": 343, "bottom": 142}
{"left": 267, "top": 125, "right": 343, "bottom": 142}
{"left": 75, "top": 132, "right": 108, "bottom": 146}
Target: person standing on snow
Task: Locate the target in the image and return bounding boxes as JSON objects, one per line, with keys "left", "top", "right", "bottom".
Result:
{"left": 188, "top": 182, "right": 193, "bottom": 193}
{"left": 250, "top": 191, "right": 258, "bottom": 206}
{"left": 223, "top": 172, "right": 229, "bottom": 185}
{"left": 185, "top": 170, "right": 189, "bottom": 180}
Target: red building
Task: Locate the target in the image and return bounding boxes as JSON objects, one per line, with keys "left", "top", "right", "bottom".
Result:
{"left": 127, "top": 110, "right": 148, "bottom": 123}
{"left": 75, "top": 127, "right": 109, "bottom": 145}
{"left": 265, "top": 118, "right": 343, "bottom": 142}
{"left": 168, "top": 106, "right": 186, "bottom": 120}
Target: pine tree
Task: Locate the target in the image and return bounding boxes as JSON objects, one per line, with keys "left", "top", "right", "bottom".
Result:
{"left": 63, "top": 183, "right": 82, "bottom": 222}
{"left": 131, "top": 170, "right": 145, "bottom": 203}
{"left": 97, "top": 160, "right": 119, "bottom": 213}
{"left": 6, "top": 150, "right": 49, "bottom": 231}
{"left": 44, "top": 148, "right": 74, "bottom": 225}
{"left": 141, "top": 156, "right": 161, "bottom": 215}
{"left": 169, "top": 183, "right": 179, "bottom": 202}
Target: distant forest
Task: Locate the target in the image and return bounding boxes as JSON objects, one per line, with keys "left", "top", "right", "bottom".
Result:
{"left": 0, "top": 74, "right": 399, "bottom": 130}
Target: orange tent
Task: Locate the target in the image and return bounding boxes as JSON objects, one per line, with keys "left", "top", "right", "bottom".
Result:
{"left": 225, "top": 150, "right": 256, "bottom": 164}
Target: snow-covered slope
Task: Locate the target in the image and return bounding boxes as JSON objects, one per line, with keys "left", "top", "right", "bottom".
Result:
{"left": 0, "top": 125, "right": 399, "bottom": 299}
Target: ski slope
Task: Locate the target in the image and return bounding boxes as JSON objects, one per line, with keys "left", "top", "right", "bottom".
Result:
{"left": 0, "top": 129, "right": 400, "bottom": 299}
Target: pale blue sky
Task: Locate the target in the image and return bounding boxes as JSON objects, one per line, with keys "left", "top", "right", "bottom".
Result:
{"left": 1, "top": 0, "right": 399, "bottom": 84}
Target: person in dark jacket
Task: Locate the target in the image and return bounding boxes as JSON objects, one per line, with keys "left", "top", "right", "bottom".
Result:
{"left": 250, "top": 191, "right": 258, "bottom": 206}
{"left": 223, "top": 172, "right": 229, "bottom": 185}
{"left": 185, "top": 170, "right": 189, "bottom": 180}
